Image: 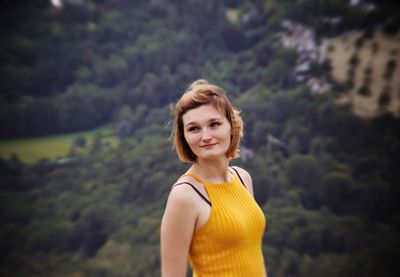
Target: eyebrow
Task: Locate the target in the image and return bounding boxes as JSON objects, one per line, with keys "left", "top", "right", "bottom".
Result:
{"left": 185, "top": 117, "right": 222, "bottom": 127}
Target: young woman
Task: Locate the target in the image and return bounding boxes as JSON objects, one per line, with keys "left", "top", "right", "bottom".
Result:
{"left": 161, "top": 80, "right": 267, "bottom": 276}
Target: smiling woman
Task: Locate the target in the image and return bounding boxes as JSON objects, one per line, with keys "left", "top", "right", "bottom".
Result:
{"left": 171, "top": 79, "right": 243, "bottom": 163}
{"left": 160, "top": 80, "right": 268, "bottom": 276}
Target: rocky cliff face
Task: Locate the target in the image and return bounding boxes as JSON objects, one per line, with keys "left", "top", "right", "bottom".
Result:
{"left": 320, "top": 28, "right": 400, "bottom": 118}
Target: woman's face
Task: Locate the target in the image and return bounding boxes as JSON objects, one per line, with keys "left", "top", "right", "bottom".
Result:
{"left": 182, "top": 104, "right": 232, "bottom": 161}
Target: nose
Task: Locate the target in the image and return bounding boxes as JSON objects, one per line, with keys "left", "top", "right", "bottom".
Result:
{"left": 201, "top": 128, "right": 212, "bottom": 141}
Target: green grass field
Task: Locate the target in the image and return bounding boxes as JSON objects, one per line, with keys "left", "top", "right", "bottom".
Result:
{"left": 0, "top": 127, "right": 117, "bottom": 164}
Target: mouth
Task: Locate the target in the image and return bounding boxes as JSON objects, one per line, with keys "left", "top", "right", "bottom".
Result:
{"left": 200, "top": 143, "right": 218, "bottom": 148}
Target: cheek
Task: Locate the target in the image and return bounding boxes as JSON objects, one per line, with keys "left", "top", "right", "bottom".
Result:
{"left": 224, "top": 126, "right": 233, "bottom": 140}
{"left": 183, "top": 132, "right": 190, "bottom": 145}
{"left": 184, "top": 132, "right": 197, "bottom": 146}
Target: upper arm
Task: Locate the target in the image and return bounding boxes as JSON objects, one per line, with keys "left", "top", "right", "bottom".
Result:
{"left": 161, "top": 186, "right": 197, "bottom": 277}
{"left": 233, "top": 166, "right": 254, "bottom": 196}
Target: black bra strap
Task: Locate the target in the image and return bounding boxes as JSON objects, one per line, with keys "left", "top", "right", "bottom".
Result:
{"left": 230, "top": 167, "right": 247, "bottom": 189}
{"left": 172, "top": 182, "right": 212, "bottom": 206}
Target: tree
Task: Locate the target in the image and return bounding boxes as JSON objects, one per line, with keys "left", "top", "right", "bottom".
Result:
{"left": 286, "top": 154, "right": 325, "bottom": 208}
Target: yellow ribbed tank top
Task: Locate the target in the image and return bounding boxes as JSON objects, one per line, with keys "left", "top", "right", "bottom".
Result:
{"left": 184, "top": 171, "right": 266, "bottom": 277}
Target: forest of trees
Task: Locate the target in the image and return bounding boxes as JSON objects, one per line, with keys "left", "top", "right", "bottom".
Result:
{"left": 1, "top": 0, "right": 400, "bottom": 276}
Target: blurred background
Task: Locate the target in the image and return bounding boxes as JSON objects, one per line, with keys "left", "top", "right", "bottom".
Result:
{"left": 0, "top": 0, "right": 400, "bottom": 276}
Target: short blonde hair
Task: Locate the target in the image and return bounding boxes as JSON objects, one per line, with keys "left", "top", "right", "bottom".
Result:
{"left": 171, "top": 80, "right": 243, "bottom": 162}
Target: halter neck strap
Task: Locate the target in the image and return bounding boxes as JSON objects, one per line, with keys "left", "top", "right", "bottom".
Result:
{"left": 183, "top": 169, "right": 236, "bottom": 185}
{"left": 183, "top": 172, "right": 209, "bottom": 184}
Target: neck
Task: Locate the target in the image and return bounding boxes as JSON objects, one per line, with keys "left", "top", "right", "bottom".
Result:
{"left": 190, "top": 157, "right": 230, "bottom": 183}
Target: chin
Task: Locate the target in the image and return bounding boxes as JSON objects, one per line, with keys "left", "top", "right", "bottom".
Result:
{"left": 198, "top": 152, "right": 227, "bottom": 160}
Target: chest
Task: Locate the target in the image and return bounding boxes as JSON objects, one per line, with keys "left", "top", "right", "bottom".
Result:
{"left": 205, "top": 185, "right": 266, "bottom": 245}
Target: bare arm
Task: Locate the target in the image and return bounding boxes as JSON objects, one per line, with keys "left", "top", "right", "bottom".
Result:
{"left": 161, "top": 185, "right": 198, "bottom": 277}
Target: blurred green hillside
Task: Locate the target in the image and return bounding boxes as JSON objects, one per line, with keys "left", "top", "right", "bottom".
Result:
{"left": 0, "top": 126, "right": 116, "bottom": 163}
{"left": 1, "top": 0, "right": 400, "bottom": 276}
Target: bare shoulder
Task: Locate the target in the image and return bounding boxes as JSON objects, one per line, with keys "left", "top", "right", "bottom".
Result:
{"left": 168, "top": 176, "right": 206, "bottom": 206}
{"left": 231, "top": 166, "right": 254, "bottom": 195}
{"left": 231, "top": 166, "right": 252, "bottom": 180}
{"left": 162, "top": 179, "right": 200, "bottom": 229}
{"left": 168, "top": 181, "right": 196, "bottom": 207}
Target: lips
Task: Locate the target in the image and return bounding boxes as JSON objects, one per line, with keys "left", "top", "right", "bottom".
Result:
{"left": 200, "top": 143, "right": 218, "bottom": 148}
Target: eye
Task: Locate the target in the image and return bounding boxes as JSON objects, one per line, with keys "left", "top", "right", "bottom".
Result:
{"left": 210, "top": 121, "right": 221, "bottom": 128}
{"left": 188, "top": 126, "right": 200, "bottom": 133}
